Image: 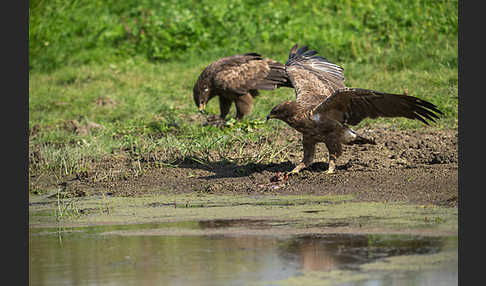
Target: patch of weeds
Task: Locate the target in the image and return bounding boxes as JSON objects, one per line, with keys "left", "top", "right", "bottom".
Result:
{"left": 130, "top": 159, "right": 144, "bottom": 177}
{"left": 191, "top": 135, "right": 227, "bottom": 163}
{"left": 224, "top": 118, "right": 266, "bottom": 133}
{"left": 99, "top": 192, "right": 113, "bottom": 215}
{"left": 55, "top": 190, "right": 82, "bottom": 222}
{"left": 146, "top": 121, "right": 178, "bottom": 134}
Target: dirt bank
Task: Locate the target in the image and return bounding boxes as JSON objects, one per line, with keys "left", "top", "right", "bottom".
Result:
{"left": 31, "top": 127, "right": 458, "bottom": 207}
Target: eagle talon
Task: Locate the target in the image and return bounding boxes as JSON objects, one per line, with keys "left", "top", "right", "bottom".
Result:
{"left": 288, "top": 163, "right": 308, "bottom": 175}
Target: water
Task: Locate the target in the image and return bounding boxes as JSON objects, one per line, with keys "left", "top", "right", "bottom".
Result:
{"left": 29, "top": 221, "right": 458, "bottom": 286}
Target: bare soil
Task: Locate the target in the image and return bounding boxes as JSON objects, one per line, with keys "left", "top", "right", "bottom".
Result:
{"left": 32, "top": 127, "right": 458, "bottom": 207}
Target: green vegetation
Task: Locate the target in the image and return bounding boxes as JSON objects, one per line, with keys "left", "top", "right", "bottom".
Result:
{"left": 29, "top": 0, "right": 457, "bottom": 72}
{"left": 29, "top": 0, "right": 457, "bottom": 190}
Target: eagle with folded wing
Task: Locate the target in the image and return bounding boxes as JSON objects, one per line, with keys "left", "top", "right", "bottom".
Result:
{"left": 267, "top": 44, "right": 443, "bottom": 174}
{"left": 193, "top": 52, "right": 293, "bottom": 121}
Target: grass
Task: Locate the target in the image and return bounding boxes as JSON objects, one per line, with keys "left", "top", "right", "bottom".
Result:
{"left": 29, "top": 1, "right": 458, "bottom": 192}
{"left": 29, "top": 0, "right": 457, "bottom": 72}
{"left": 28, "top": 54, "right": 457, "bottom": 186}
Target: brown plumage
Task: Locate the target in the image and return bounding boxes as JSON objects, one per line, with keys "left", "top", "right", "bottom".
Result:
{"left": 267, "top": 44, "right": 443, "bottom": 174}
{"left": 193, "top": 52, "right": 292, "bottom": 120}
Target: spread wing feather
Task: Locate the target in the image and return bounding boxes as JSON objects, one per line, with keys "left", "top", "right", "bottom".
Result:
{"left": 285, "top": 44, "right": 345, "bottom": 107}
{"left": 313, "top": 88, "right": 443, "bottom": 125}
{"left": 213, "top": 53, "right": 291, "bottom": 95}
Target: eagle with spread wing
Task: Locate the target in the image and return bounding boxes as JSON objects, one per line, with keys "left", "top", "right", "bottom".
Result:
{"left": 193, "top": 53, "right": 292, "bottom": 121}
{"left": 267, "top": 44, "right": 443, "bottom": 174}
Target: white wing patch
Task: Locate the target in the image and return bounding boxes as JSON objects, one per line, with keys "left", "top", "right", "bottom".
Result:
{"left": 310, "top": 60, "right": 344, "bottom": 79}
{"left": 312, "top": 113, "right": 321, "bottom": 122}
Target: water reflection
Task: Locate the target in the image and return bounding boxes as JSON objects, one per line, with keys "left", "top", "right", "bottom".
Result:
{"left": 278, "top": 234, "right": 447, "bottom": 272}
{"left": 29, "top": 224, "right": 457, "bottom": 286}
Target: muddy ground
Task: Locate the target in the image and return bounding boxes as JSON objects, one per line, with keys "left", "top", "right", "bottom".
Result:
{"left": 32, "top": 127, "right": 458, "bottom": 207}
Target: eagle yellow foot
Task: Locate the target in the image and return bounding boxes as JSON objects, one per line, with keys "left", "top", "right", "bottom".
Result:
{"left": 287, "top": 169, "right": 300, "bottom": 176}
{"left": 288, "top": 163, "right": 307, "bottom": 175}
{"left": 325, "top": 160, "right": 336, "bottom": 174}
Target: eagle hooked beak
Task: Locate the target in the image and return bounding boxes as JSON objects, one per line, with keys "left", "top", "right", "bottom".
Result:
{"left": 198, "top": 102, "right": 207, "bottom": 114}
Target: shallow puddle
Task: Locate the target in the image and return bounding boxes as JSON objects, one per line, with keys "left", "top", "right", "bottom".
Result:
{"left": 29, "top": 220, "right": 457, "bottom": 286}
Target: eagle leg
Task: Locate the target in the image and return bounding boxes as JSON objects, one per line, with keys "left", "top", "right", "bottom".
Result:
{"left": 289, "top": 136, "right": 316, "bottom": 174}
{"left": 219, "top": 96, "right": 233, "bottom": 120}
{"left": 325, "top": 154, "right": 337, "bottom": 174}
{"left": 289, "top": 162, "right": 307, "bottom": 174}
{"left": 324, "top": 139, "right": 342, "bottom": 174}
{"left": 235, "top": 93, "right": 254, "bottom": 120}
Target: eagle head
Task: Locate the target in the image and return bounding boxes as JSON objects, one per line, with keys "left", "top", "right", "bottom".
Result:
{"left": 193, "top": 80, "right": 211, "bottom": 114}
{"left": 267, "top": 101, "right": 299, "bottom": 122}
